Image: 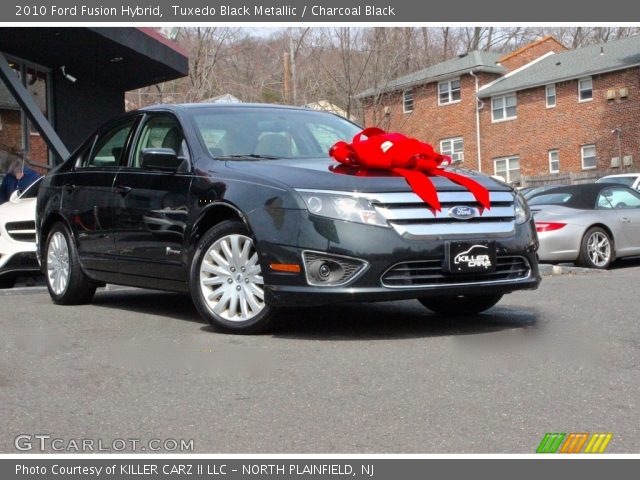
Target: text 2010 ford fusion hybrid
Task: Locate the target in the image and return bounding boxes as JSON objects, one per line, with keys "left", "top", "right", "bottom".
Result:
{"left": 36, "top": 104, "right": 540, "bottom": 333}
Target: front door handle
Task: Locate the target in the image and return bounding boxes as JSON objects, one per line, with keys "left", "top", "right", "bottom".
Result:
{"left": 115, "top": 185, "right": 132, "bottom": 195}
{"left": 63, "top": 183, "right": 76, "bottom": 192}
{"left": 621, "top": 217, "right": 631, "bottom": 223}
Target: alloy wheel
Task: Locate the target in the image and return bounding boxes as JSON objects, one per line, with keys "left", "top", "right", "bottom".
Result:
{"left": 47, "top": 231, "right": 70, "bottom": 295}
{"left": 199, "top": 234, "right": 265, "bottom": 322}
{"left": 587, "top": 231, "right": 611, "bottom": 267}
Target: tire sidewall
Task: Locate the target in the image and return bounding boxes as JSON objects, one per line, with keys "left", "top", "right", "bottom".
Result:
{"left": 189, "top": 220, "right": 273, "bottom": 333}
{"left": 45, "top": 222, "right": 96, "bottom": 304}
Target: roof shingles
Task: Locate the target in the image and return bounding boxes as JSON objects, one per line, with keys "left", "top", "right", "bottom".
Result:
{"left": 479, "top": 35, "right": 640, "bottom": 98}
{"left": 357, "top": 51, "right": 505, "bottom": 98}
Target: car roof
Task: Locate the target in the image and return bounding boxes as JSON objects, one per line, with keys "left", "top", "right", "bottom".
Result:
{"left": 598, "top": 173, "right": 640, "bottom": 178}
{"left": 528, "top": 182, "right": 634, "bottom": 209}
{"left": 140, "top": 103, "right": 315, "bottom": 113}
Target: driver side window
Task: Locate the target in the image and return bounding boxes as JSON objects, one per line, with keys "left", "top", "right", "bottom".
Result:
{"left": 132, "top": 115, "right": 189, "bottom": 168}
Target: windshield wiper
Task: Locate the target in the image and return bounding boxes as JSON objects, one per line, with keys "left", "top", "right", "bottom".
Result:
{"left": 215, "top": 154, "right": 282, "bottom": 160}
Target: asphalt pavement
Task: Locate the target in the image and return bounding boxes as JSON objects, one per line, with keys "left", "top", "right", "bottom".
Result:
{"left": 1, "top": 261, "right": 639, "bottom": 453}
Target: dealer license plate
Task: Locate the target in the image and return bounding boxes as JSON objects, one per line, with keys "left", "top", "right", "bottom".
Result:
{"left": 447, "top": 241, "right": 497, "bottom": 274}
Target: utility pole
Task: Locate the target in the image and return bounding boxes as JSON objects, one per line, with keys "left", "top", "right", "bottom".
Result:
{"left": 283, "top": 50, "right": 292, "bottom": 104}
{"left": 289, "top": 32, "right": 297, "bottom": 105}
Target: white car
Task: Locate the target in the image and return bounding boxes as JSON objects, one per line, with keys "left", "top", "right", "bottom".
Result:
{"left": 0, "top": 178, "right": 41, "bottom": 288}
{"left": 596, "top": 173, "right": 640, "bottom": 190}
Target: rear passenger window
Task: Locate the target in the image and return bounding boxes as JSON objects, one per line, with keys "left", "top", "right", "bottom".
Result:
{"left": 600, "top": 188, "right": 640, "bottom": 209}
{"left": 86, "top": 119, "right": 136, "bottom": 168}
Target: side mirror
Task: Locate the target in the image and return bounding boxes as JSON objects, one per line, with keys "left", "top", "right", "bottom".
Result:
{"left": 140, "top": 148, "right": 185, "bottom": 172}
{"left": 9, "top": 189, "right": 21, "bottom": 204}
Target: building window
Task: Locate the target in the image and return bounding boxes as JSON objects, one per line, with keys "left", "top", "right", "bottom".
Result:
{"left": 546, "top": 84, "right": 556, "bottom": 108}
{"left": 491, "top": 94, "right": 517, "bottom": 122}
{"left": 548, "top": 149, "right": 560, "bottom": 173}
{"left": 579, "top": 77, "right": 593, "bottom": 102}
{"left": 440, "top": 137, "right": 464, "bottom": 163}
{"left": 403, "top": 89, "right": 414, "bottom": 113}
{"left": 438, "top": 78, "right": 461, "bottom": 105}
{"left": 581, "top": 144, "right": 597, "bottom": 169}
{"left": 494, "top": 156, "right": 521, "bottom": 184}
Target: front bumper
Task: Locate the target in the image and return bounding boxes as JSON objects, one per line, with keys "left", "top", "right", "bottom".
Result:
{"left": 0, "top": 251, "right": 40, "bottom": 279}
{"left": 0, "top": 227, "right": 39, "bottom": 279}
{"left": 250, "top": 209, "right": 541, "bottom": 307}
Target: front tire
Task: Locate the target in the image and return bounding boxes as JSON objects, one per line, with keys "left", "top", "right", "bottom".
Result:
{"left": 45, "top": 222, "right": 96, "bottom": 304}
{"left": 577, "top": 227, "right": 613, "bottom": 269}
{"left": 190, "top": 220, "right": 274, "bottom": 334}
{"left": 419, "top": 293, "right": 504, "bottom": 315}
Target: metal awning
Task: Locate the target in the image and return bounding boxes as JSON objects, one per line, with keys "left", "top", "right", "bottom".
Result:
{"left": 0, "top": 27, "right": 189, "bottom": 163}
{"left": 0, "top": 27, "right": 188, "bottom": 91}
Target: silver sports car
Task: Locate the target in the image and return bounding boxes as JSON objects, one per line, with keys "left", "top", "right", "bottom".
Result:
{"left": 529, "top": 183, "right": 640, "bottom": 268}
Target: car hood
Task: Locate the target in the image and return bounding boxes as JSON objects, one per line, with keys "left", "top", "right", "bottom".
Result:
{"left": 0, "top": 197, "right": 36, "bottom": 223}
{"left": 224, "top": 157, "right": 511, "bottom": 193}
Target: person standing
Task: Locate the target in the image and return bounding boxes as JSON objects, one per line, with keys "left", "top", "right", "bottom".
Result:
{"left": 0, "top": 157, "right": 41, "bottom": 204}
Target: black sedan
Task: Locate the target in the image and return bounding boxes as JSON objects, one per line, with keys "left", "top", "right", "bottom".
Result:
{"left": 36, "top": 104, "right": 540, "bottom": 333}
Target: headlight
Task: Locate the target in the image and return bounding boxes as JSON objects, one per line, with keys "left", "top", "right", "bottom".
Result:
{"left": 296, "top": 190, "right": 389, "bottom": 227}
{"left": 514, "top": 192, "right": 531, "bottom": 225}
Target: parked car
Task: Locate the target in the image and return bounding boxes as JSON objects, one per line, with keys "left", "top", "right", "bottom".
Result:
{"left": 36, "top": 104, "right": 540, "bottom": 333}
{"left": 596, "top": 173, "right": 640, "bottom": 190}
{"left": 530, "top": 183, "right": 640, "bottom": 268}
{"left": 522, "top": 184, "right": 568, "bottom": 200}
{"left": 0, "top": 177, "right": 42, "bottom": 288}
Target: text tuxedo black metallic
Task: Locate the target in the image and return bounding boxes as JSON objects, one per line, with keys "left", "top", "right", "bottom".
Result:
{"left": 36, "top": 104, "right": 540, "bottom": 333}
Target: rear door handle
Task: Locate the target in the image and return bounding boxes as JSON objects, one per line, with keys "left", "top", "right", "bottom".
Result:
{"left": 115, "top": 185, "right": 132, "bottom": 195}
{"left": 63, "top": 183, "right": 76, "bottom": 192}
{"left": 621, "top": 217, "right": 631, "bottom": 223}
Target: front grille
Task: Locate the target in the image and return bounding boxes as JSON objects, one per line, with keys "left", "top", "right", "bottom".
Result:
{"left": 361, "top": 191, "right": 516, "bottom": 239}
{"left": 381, "top": 256, "right": 530, "bottom": 288}
{"left": 5, "top": 221, "right": 36, "bottom": 242}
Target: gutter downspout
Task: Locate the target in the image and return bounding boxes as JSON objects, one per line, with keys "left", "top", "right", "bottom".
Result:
{"left": 469, "top": 70, "right": 482, "bottom": 173}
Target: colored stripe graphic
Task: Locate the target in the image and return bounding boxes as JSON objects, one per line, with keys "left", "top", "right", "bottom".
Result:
{"left": 584, "top": 433, "right": 613, "bottom": 453}
{"left": 537, "top": 433, "right": 613, "bottom": 453}
{"left": 560, "top": 433, "right": 589, "bottom": 453}
{"left": 536, "top": 433, "right": 566, "bottom": 453}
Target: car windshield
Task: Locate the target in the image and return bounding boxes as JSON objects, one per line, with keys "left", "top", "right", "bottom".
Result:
{"left": 528, "top": 192, "right": 574, "bottom": 206}
{"left": 190, "top": 107, "right": 362, "bottom": 160}
{"left": 596, "top": 176, "right": 636, "bottom": 187}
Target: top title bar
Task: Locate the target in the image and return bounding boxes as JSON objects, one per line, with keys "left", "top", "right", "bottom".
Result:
{"left": 5, "top": 0, "right": 640, "bottom": 22}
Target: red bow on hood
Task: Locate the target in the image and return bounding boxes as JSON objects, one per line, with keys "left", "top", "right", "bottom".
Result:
{"left": 329, "top": 128, "right": 490, "bottom": 212}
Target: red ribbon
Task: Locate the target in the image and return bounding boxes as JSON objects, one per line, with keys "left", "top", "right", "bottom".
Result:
{"left": 329, "top": 128, "right": 490, "bottom": 212}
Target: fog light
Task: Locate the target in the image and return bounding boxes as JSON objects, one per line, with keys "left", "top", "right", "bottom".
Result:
{"left": 302, "top": 251, "right": 368, "bottom": 287}
{"left": 318, "top": 263, "right": 331, "bottom": 278}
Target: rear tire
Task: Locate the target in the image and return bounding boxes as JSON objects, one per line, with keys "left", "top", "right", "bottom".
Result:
{"left": 190, "top": 220, "right": 274, "bottom": 334}
{"left": 0, "top": 277, "right": 15, "bottom": 289}
{"left": 577, "top": 227, "right": 613, "bottom": 269}
{"left": 45, "top": 222, "right": 96, "bottom": 304}
{"left": 419, "top": 293, "right": 504, "bottom": 315}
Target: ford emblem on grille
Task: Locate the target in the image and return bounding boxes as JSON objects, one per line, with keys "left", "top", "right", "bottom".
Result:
{"left": 449, "top": 206, "right": 477, "bottom": 220}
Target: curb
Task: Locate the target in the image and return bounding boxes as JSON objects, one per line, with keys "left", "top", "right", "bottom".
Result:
{"left": 539, "top": 264, "right": 605, "bottom": 276}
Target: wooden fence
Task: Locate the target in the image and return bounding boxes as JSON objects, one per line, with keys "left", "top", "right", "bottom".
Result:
{"left": 521, "top": 167, "right": 640, "bottom": 188}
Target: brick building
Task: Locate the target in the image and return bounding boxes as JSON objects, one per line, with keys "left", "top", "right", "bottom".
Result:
{"left": 359, "top": 35, "right": 640, "bottom": 185}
